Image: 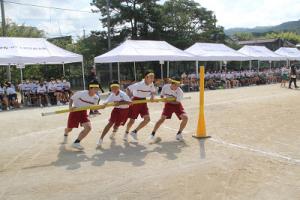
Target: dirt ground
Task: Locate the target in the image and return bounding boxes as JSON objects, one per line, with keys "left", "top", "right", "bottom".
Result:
{"left": 0, "top": 84, "right": 299, "bottom": 200}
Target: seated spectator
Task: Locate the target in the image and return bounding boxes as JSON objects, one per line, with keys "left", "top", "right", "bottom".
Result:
{"left": 47, "top": 78, "right": 57, "bottom": 105}
{"left": 54, "top": 78, "right": 64, "bottom": 106}
{"left": 62, "top": 78, "right": 72, "bottom": 103}
{"left": 6, "top": 82, "right": 20, "bottom": 109}
{"left": 37, "top": 81, "right": 51, "bottom": 107}
{"left": 0, "top": 83, "right": 9, "bottom": 111}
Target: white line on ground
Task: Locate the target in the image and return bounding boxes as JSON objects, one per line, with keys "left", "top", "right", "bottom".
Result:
{"left": 154, "top": 123, "right": 300, "bottom": 165}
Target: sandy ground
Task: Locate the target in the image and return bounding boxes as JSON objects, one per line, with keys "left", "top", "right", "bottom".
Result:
{"left": 0, "top": 84, "right": 299, "bottom": 200}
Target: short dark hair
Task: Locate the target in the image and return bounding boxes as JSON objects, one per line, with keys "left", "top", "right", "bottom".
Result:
{"left": 109, "top": 80, "right": 120, "bottom": 92}
{"left": 144, "top": 70, "right": 155, "bottom": 78}
{"left": 171, "top": 76, "right": 181, "bottom": 82}
{"left": 88, "top": 80, "right": 100, "bottom": 89}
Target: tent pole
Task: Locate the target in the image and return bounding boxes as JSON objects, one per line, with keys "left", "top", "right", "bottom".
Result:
{"left": 81, "top": 62, "right": 86, "bottom": 90}
{"left": 8, "top": 64, "right": 11, "bottom": 81}
{"left": 240, "top": 61, "right": 242, "bottom": 70}
{"left": 62, "top": 62, "right": 65, "bottom": 77}
{"left": 195, "top": 61, "right": 199, "bottom": 77}
{"left": 20, "top": 68, "right": 23, "bottom": 83}
{"left": 250, "top": 60, "right": 252, "bottom": 70}
{"left": 160, "top": 63, "right": 163, "bottom": 80}
{"left": 167, "top": 61, "right": 170, "bottom": 78}
{"left": 258, "top": 60, "right": 260, "bottom": 71}
{"left": 117, "top": 62, "right": 120, "bottom": 83}
{"left": 134, "top": 62, "right": 137, "bottom": 81}
{"left": 219, "top": 61, "right": 222, "bottom": 71}
{"left": 269, "top": 61, "right": 272, "bottom": 71}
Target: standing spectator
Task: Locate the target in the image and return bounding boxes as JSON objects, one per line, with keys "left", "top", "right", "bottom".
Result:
{"left": 47, "top": 78, "right": 57, "bottom": 105}
{"left": 87, "top": 67, "right": 104, "bottom": 115}
{"left": 289, "top": 65, "right": 299, "bottom": 89}
{"left": 281, "top": 65, "right": 289, "bottom": 87}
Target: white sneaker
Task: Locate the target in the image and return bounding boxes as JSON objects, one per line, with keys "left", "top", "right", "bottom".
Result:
{"left": 148, "top": 135, "right": 156, "bottom": 144}
{"left": 110, "top": 132, "right": 116, "bottom": 139}
{"left": 96, "top": 139, "right": 103, "bottom": 148}
{"left": 0, "top": 109, "right": 2, "bottom": 112}
{"left": 72, "top": 143, "right": 84, "bottom": 150}
{"left": 176, "top": 134, "right": 184, "bottom": 141}
{"left": 47, "top": 103, "right": 51, "bottom": 107}
{"left": 57, "top": 101, "right": 63, "bottom": 106}
{"left": 123, "top": 133, "right": 128, "bottom": 141}
{"left": 40, "top": 104, "right": 43, "bottom": 108}
{"left": 130, "top": 131, "right": 138, "bottom": 141}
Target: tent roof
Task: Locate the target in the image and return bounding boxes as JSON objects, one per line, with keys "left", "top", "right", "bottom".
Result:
{"left": 94, "top": 40, "right": 196, "bottom": 63}
{"left": 238, "top": 45, "right": 285, "bottom": 61}
{"left": 275, "top": 47, "right": 300, "bottom": 61}
{"left": 0, "top": 37, "right": 83, "bottom": 65}
{"left": 184, "top": 43, "right": 249, "bottom": 61}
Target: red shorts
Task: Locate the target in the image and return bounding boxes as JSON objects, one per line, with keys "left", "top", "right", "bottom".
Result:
{"left": 67, "top": 110, "right": 90, "bottom": 128}
{"left": 162, "top": 103, "right": 186, "bottom": 120}
{"left": 109, "top": 107, "right": 129, "bottom": 127}
{"left": 128, "top": 97, "right": 149, "bottom": 119}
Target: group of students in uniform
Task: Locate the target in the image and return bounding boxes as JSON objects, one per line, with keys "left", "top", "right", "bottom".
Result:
{"left": 204, "top": 68, "right": 287, "bottom": 90}
{"left": 64, "top": 71, "right": 188, "bottom": 150}
{"left": 19, "top": 78, "right": 72, "bottom": 107}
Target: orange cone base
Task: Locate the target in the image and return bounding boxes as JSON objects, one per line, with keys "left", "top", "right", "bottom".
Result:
{"left": 192, "top": 135, "right": 211, "bottom": 140}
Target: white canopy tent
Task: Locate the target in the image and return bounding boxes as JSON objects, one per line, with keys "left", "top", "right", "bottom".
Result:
{"left": 184, "top": 43, "right": 249, "bottom": 61}
{"left": 94, "top": 40, "right": 196, "bottom": 82}
{"left": 275, "top": 47, "right": 300, "bottom": 61}
{"left": 238, "top": 45, "right": 286, "bottom": 70}
{"left": 0, "top": 37, "right": 85, "bottom": 89}
{"left": 185, "top": 43, "right": 250, "bottom": 72}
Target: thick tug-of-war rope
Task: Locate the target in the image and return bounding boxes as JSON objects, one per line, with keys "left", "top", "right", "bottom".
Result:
{"left": 41, "top": 97, "right": 191, "bottom": 116}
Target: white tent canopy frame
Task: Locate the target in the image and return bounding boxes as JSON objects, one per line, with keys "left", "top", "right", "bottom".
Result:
{"left": 184, "top": 43, "right": 250, "bottom": 73}
{"left": 275, "top": 47, "right": 300, "bottom": 61}
{"left": 0, "top": 37, "right": 85, "bottom": 89}
{"left": 238, "top": 45, "right": 286, "bottom": 70}
{"left": 94, "top": 40, "right": 196, "bottom": 82}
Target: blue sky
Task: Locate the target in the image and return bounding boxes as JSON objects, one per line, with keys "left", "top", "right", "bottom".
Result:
{"left": 3, "top": 0, "right": 300, "bottom": 39}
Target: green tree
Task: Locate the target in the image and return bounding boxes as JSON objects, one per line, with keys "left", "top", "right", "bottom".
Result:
{"left": 233, "top": 32, "right": 254, "bottom": 41}
{"left": 264, "top": 32, "right": 300, "bottom": 44}
{"left": 0, "top": 19, "right": 45, "bottom": 37}
{"left": 91, "top": 0, "right": 159, "bottom": 39}
{"left": 160, "top": 0, "right": 225, "bottom": 49}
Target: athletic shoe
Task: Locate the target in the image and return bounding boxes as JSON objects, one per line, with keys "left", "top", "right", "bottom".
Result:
{"left": 0, "top": 109, "right": 2, "bottom": 112}
{"left": 40, "top": 104, "right": 43, "bottom": 108}
{"left": 57, "top": 101, "right": 63, "bottom": 106}
{"left": 130, "top": 131, "right": 138, "bottom": 140}
{"left": 72, "top": 143, "right": 84, "bottom": 150}
{"left": 176, "top": 134, "right": 184, "bottom": 141}
{"left": 47, "top": 103, "right": 51, "bottom": 107}
{"left": 110, "top": 132, "right": 116, "bottom": 139}
{"left": 123, "top": 133, "right": 128, "bottom": 141}
{"left": 96, "top": 139, "right": 103, "bottom": 148}
{"left": 148, "top": 135, "right": 156, "bottom": 144}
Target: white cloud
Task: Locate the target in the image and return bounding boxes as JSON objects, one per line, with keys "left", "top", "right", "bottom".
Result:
{"left": 4, "top": 0, "right": 102, "bottom": 38}
{"left": 196, "top": 0, "right": 300, "bottom": 28}
{"left": 4, "top": 0, "right": 300, "bottom": 38}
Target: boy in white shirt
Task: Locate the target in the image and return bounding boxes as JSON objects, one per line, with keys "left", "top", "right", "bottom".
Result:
{"left": 6, "top": 82, "right": 20, "bottom": 109}
{"left": 96, "top": 81, "right": 132, "bottom": 148}
{"left": 125, "top": 71, "right": 156, "bottom": 141}
{"left": 55, "top": 79, "right": 64, "bottom": 105}
{"left": 149, "top": 77, "right": 188, "bottom": 143}
{"left": 37, "top": 81, "right": 50, "bottom": 107}
{"left": 64, "top": 80, "right": 100, "bottom": 150}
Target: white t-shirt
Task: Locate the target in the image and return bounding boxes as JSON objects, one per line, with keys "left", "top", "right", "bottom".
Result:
{"left": 71, "top": 90, "right": 99, "bottom": 108}
{"left": 37, "top": 85, "right": 47, "bottom": 94}
{"left": 6, "top": 87, "right": 16, "bottom": 95}
{"left": 105, "top": 90, "right": 131, "bottom": 109}
{"left": 30, "top": 83, "right": 38, "bottom": 93}
{"left": 48, "top": 82, "right": 56, "bottom": 92}
{"left": 63, "top": 82, "right": 71, "bottom": 90}
{"left": 0, "top": 86, "right": 5, "bottom": 95}
{"left": 161, "top": 84, "right": 183, "bottom": 102}
{"left": 127, "top": 80, "right": 156, "bottom": 98}
{"left": 55, "top": 82, "right": 64, "bottom": 91}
